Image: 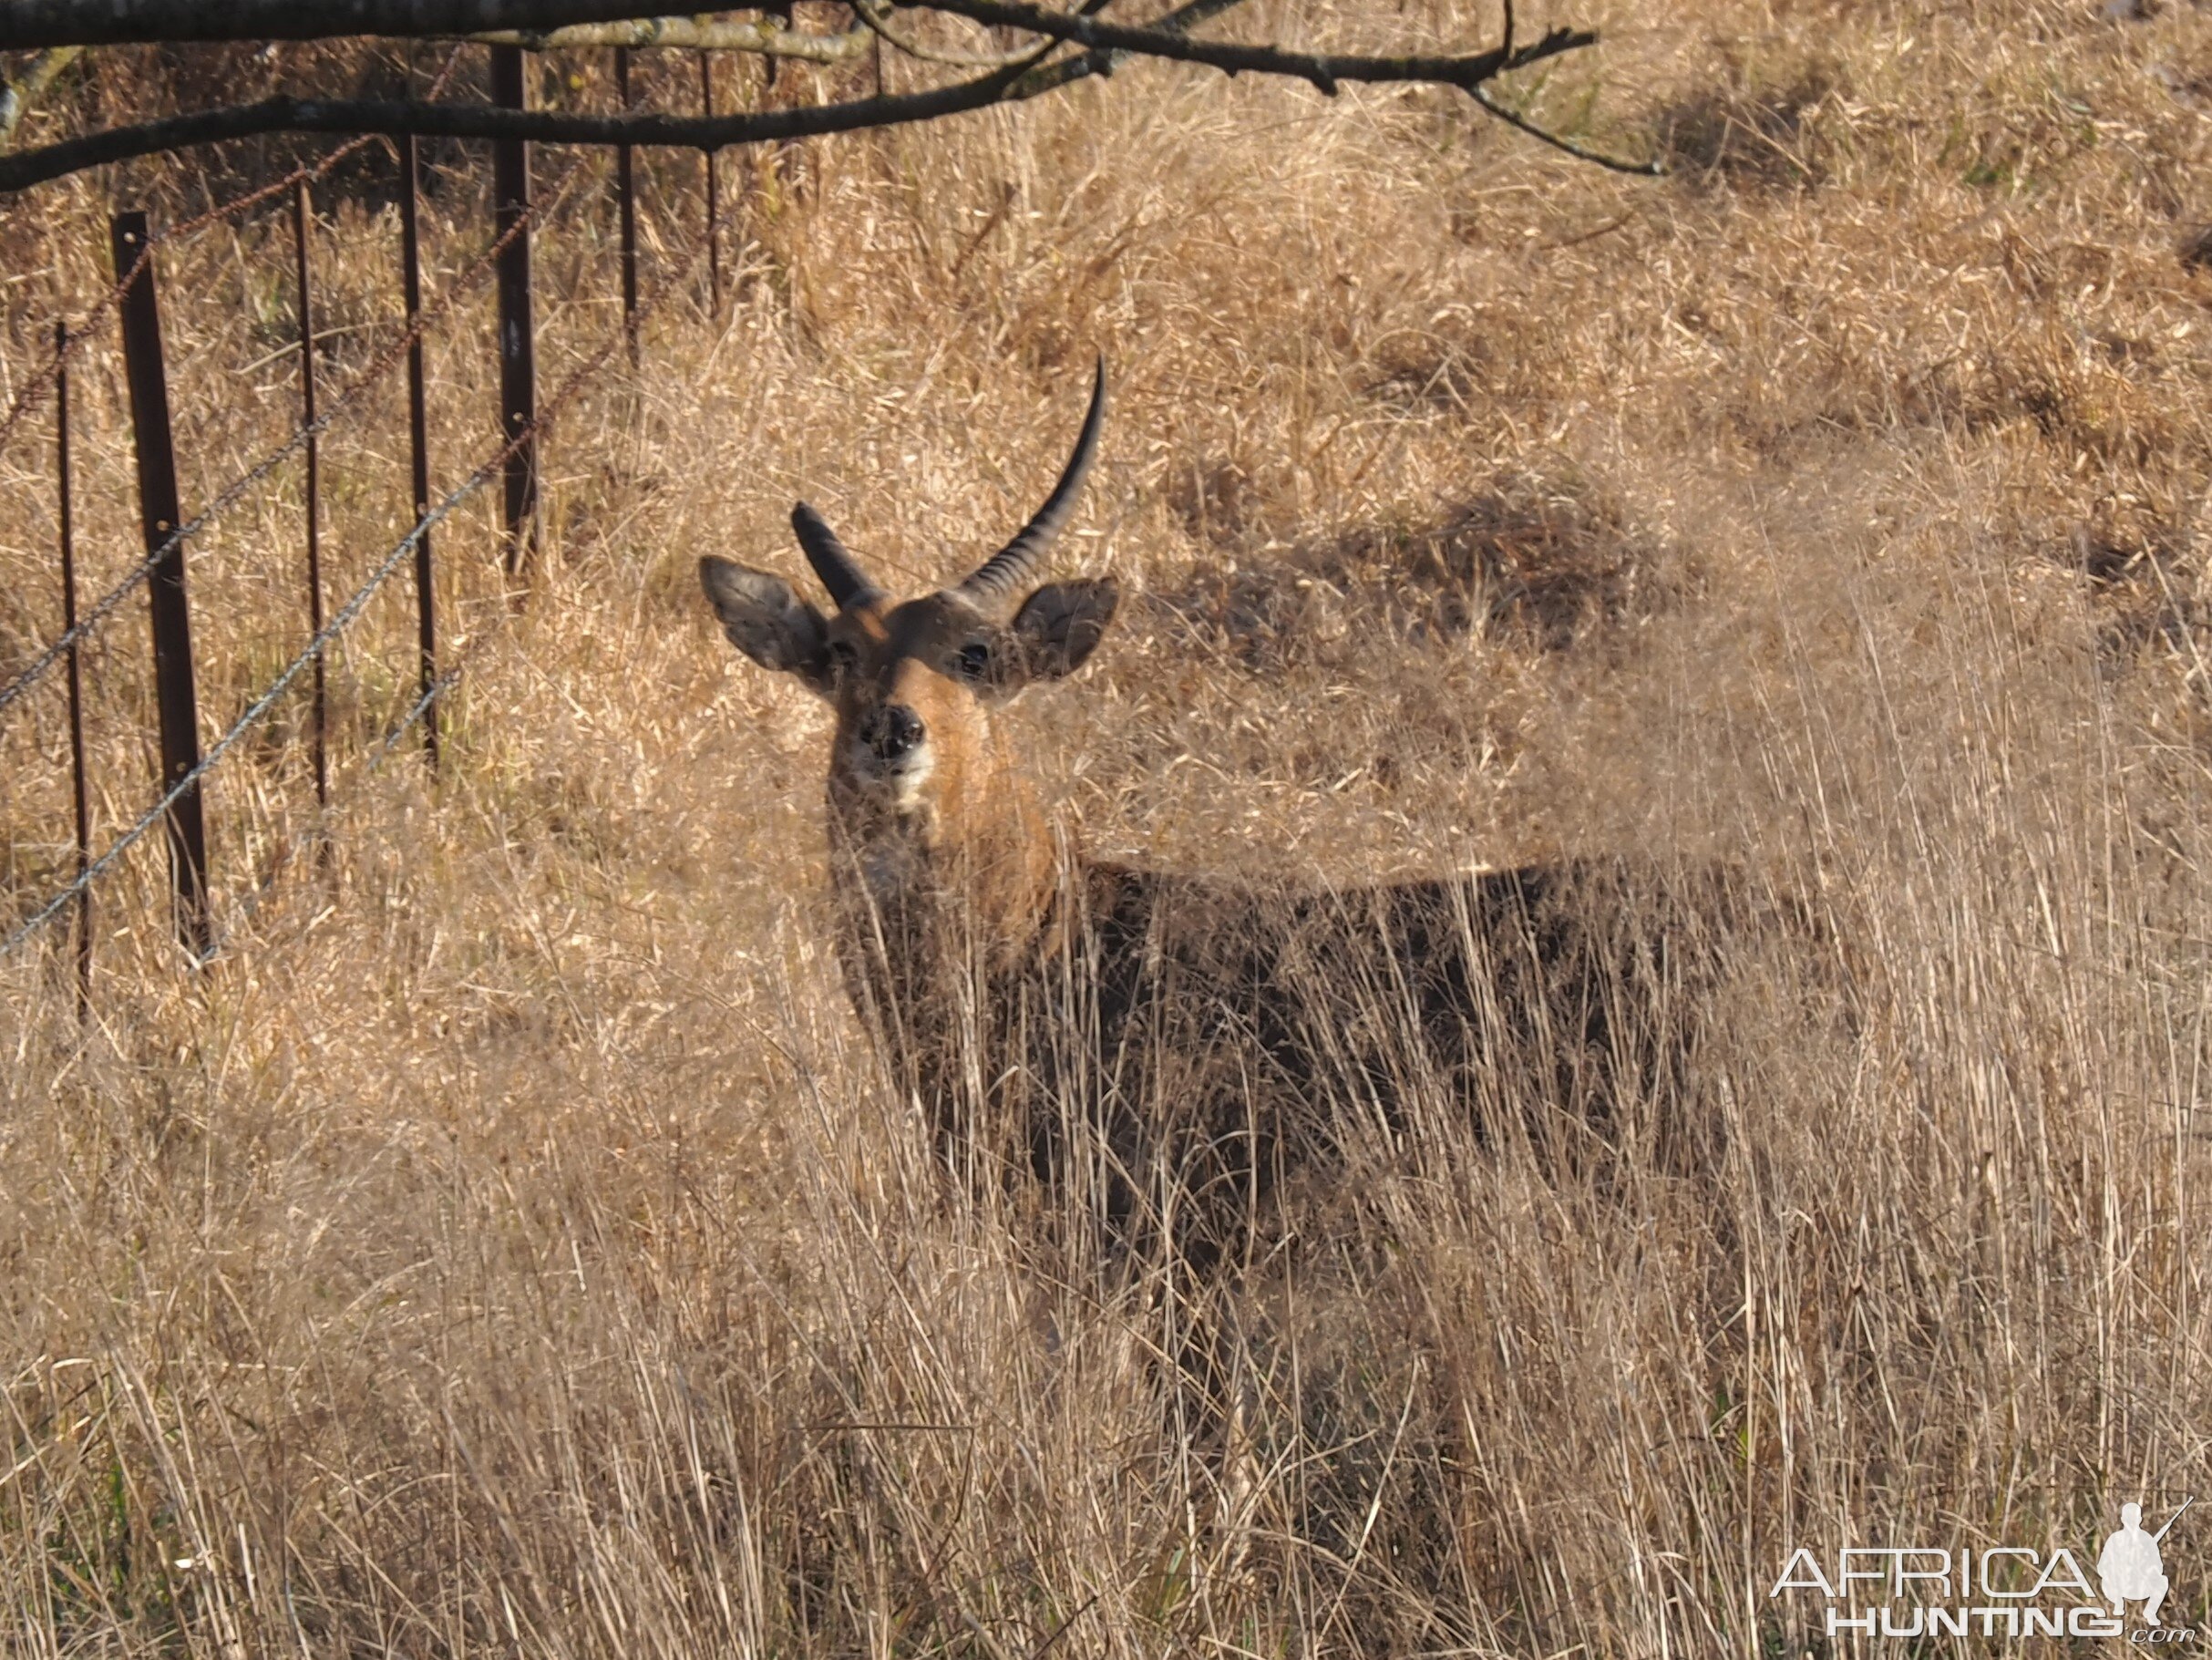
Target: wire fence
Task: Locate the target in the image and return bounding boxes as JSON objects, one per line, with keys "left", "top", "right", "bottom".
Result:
{"left": 0, "top": 49, "right": 467, "bottom": 468}
{"left": 0, "top": 140, "right": 593, "bottom": 725}
{"left": 0, "top": 246, "right": 675, "bottom": 963}
{"left": 0, "top": 41, "right": 716, "bottom": 989}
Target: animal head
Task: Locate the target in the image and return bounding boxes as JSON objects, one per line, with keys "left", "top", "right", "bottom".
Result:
{"left": 699, "top": 360, "right": 1120, "bottom": 856}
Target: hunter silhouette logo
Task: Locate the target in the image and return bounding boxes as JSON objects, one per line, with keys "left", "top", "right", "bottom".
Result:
{"left": 2101, "top": 1498, "right": 2191, "bottom": 1627}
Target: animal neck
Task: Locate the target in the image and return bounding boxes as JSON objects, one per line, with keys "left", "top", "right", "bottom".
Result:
{"left": 828, "top": 750, "right": 1062, "bottom": 969}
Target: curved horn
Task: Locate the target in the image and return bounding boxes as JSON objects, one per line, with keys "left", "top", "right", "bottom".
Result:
{"left": 958, "top": 356, "right": 1108, "bottom": 605}
{"left": 790, "top": 501, "right": 881, "bottom": 610}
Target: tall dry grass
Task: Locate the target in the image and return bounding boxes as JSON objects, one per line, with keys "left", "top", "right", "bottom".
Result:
{"left": 2, "top": 0, "right": 2210, "bottom": 1651}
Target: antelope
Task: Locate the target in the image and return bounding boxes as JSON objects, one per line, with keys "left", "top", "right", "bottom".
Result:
{"left": 700, "top": 361, "right": 1781, "bottom": 1273}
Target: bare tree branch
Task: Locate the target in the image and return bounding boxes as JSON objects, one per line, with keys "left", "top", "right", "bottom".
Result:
{"left": 0, "top": 45, "right": 81, "bottom": 150}
{"left": 0, "top": 67, "right": 1024, "bottom": 193}
{"left": 999, "top": 0, "right": 1240, "bottom": 95}
{"left": 0, "top": 1, "right": 703, "bottom": 50}
{"left": 902, "top": 0, "right": 1592, "bottom": 96}
{"left": 0, "top": 0, "right": 1629, "bottom": 193}
{"left": 464, "top": 15, "right": 871, "bottom": 60}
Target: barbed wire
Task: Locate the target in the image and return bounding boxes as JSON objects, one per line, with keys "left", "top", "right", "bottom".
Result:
{"left": 0, "top": 139, "right": 593, "bottom": 727}
{"left": 0, "top": 255, "right": 645, "bottom": 965}
{"left": 0, "top": 48, "right": 466, "bottom": 466}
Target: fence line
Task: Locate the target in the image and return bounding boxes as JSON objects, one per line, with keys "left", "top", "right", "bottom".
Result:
{"left": 0, "top": 265, "right": 649, "bottom": 966}
{"left": 0, "top": 48, "right": 466, "bottom": 466}
{"left": 3, "top": 41, "right": 723, "bottom": 985}
{"left": 0, "top": 142, "right": 593, "bottom": 726}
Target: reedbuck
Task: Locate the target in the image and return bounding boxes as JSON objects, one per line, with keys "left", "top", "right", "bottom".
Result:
{"left": 701, "top": 362, "right": 1778, "bottom": 1269}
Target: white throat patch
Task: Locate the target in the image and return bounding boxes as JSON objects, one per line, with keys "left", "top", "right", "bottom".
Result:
{"left": 841, "top": 735, "right": 936, "bottom": 813}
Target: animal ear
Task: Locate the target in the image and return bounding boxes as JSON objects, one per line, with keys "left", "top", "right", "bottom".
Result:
{"left": 699, "top": 556, "right": 831, "bottom": 690}
{"left": 1011, "top": 578, "right": 1119, "bottom": 684}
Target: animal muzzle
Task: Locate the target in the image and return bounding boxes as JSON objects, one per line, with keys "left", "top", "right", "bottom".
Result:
{"left": 859, "top": 704, "right": 926, "bottom": 763}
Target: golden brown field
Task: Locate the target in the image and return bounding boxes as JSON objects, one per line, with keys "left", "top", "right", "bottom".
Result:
{"left": 3, "top": 0, "right": 2211, "bottom": 1651}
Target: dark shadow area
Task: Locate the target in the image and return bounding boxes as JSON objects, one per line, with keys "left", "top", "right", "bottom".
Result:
{"left": 1655, "top": 62, "right": 1838, "bottom": 191}
{"left": 2179, "top": 222, "right": 2212, "bottom": 272}
{"left": 1150, "top": 474, "right": 1681, "bottom": 670}
{"left": 2047, "top": 514, "right": 2211, "bottom": 670}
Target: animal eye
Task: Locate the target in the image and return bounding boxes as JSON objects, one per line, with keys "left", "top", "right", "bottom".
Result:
{"left": 953, "top": 642, "right": 993, "bottom": 682}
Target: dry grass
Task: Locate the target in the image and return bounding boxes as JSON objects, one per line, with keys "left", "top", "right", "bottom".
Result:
{"left": 3, "top": 0, "right": 2212, "bottom": 1651}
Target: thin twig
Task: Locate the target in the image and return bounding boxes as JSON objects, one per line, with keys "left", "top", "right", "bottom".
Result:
{"left": 1467, "top": 81, "right": 1662, "bottom": 176}
{"left": 851, "top": 0, "right": 1052, "bottom": 72}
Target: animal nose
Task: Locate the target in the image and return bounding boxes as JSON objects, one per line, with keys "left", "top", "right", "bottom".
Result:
{"left": 861, "top": 704, "right": 926, "bottom": 760}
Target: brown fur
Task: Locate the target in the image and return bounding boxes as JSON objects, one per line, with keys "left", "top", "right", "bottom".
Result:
{"left": 818, "top": 593, "right": 1061, "bottom": 965}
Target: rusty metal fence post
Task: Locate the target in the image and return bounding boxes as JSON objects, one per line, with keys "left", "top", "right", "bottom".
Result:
{"left": 615, "top": 46, "right": 639, "bottom": 364}
{"left": 111, "top": 211, "right": 211, "bottom": 960}
{"left": 292, "top": 180, "right": 329, "bottom": 814}
{"left": 490, "top": 43, "right": 538, "bottom": 578}
{"left": 400, "top": 131, "right": 439, "bottom": 769}
{"left": 700, "top": 48, "right": 722, "bottom": 317}
{"left": 55, "top": 322, "right": 91, "bottom": 1013}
